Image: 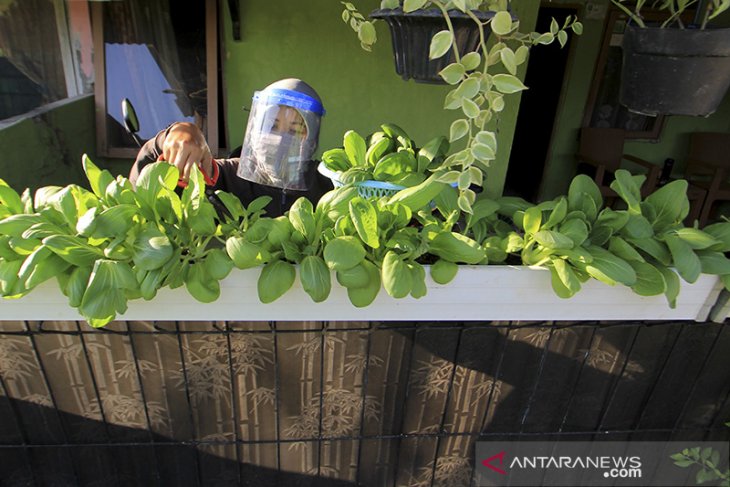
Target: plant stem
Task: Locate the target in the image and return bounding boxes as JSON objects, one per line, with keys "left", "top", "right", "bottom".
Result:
{"left": 611, "top": 1, "right": 646, "bottom": 27}
{"left": 432, "top": 0, "right": 462, "bottom": 62}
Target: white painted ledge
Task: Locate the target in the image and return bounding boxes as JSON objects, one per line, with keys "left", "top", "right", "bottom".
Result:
{"left": 0, "top": 266, "right": 723, "bottom": 322}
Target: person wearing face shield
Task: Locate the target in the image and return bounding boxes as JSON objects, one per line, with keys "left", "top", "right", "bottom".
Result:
{"left": 129, "top": 78, "right": 332, "bottom": 217}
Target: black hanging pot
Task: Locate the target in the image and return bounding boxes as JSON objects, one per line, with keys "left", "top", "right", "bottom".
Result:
{"left": 620, "top": 23, "right": 730, "bottom": 117}
{"left": 370, "top": 7, "right": 495, "bottom": 84}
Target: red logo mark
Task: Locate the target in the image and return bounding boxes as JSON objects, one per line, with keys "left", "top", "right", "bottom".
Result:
{"left": 482, "top": 451, "right": 507, "bottom": 475}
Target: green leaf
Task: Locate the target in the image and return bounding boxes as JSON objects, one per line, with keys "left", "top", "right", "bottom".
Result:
{"left": 243, "top": 194, "right": 269, "bottom": 218}
{"left": 545, "top": 198, "right": 568, "bottom": 228}
{"left": 608, "top": 236, "right": 645, "bottom": 262}
{"left": 63, "top": 266, "right": 92, "bottom": 308}
{"left": 471, "top": 143, "right": 495, "bottom": 162}
{"left": 572, "top": 22, "right": 583, "bottom": 35}
{"left": 257, "top": 260, "right": 296, "bottom": 303}
{"left": 584, "top": 246, "right": 637, "bottom": 286}
{"left": 0, "top": 179, "right": 24, "bottom": 214}
{"left": 429, "top": 30, "right": 454, "bottom": 60}
{"left": 408, "top": 262, "right": 427, "bottom": 299}
{"left": 645, "top": 179, "right": 688, "bottom": 229}
{"left": 82, "top": 154, "right": 115, "bottom": 200}
{"left": 132, "top": 224, "right": 173, "bottom": 271}
{"left": 461, "top": 52, "right": 481, "bottom": 71}
{"left": 456, "top": 77, "right": 480, "bottom": 99}
{"left": 357, "top": 20, "right": 377, "bottom": 45}
{"left": 382, "top": 251, "right": 412, "bottom": 298}
{"left": 288, "top": 197, "right": 316, "bottom": 243}
{"left": 203, "top": 248, "right": 234, "bottom": 281}
{"left": 336, "top": 262, "right": 370, "bottom": 289}
{"left": 226, "top": 237, "right": 268, "bottom": 269}
{"left": 622, "top": 215, "right": 654, "bottom": 239}
{"left": 403, "top": 0, "right": 428, "bottom": 12}
{"left": 697, "top": 250, "right": 730, "bottom": 275}
{"left": 674, "top": 228, "right": 720, "bottom": 250}
{"left": 610, "top": 169, "right": 642, "bottom": 214}
{"left": 373, "top": 151, "right": 416, "bottom": 182}
{"left": 0, "top": 214, "right": 43, "bottom": 237}
{"left": 557, "top": 30, "right": 568, "bottom": 47}
{"left": 430, "top": 259, "right": 458, "bottom": 285}
{"left": 559, "top": 219, "right": 589, "bottom": 246}
{"left": 568, "top": 175, "right": 602, "bottom": 215}
{"left": 491, "top": 11, "right": 514, "bottom": 36}
{"left": 349, "top": 197, "right": 380, "bottom": 248}
{"left": 703, "top": 221, "right": 730, "bottom": 252}
{"left": 18, "top": 246, "right": 71, "bottom": 290}
{"left": 43, "top": 235, "right": 104, "bottom": 267}
{"left": 597, "top": 209, "right": 630, "bottom": 232}
{"left": 629, "top": 261, "right": 666, "bottom": 296}
{"left": 346, "top": 259, "right": 381, "bottom": 307}
{"left": 665, "top": 234, "right": 701, "bottom": 283}
{"left": 79, "top": 260, "right": 137, "bottom": 327}
{"left": 300, "top": 255, "right": 332, "bottom": 303}
{"left": 449, "top": 119, "right": 470, "bottom": 142}
{"left": 91, "top": 205, "right": 138, "bottom": 238}
{"left": 185, "top": 261, "right": 220, "bottom": 303}
{"left": 500, "top": 48, "right": 517, "bottom": 75}
{"left": 429, "top": 231, "right": 484, "bottom": 264}
{"left": 553, "top": 258, "right": 581, "bottom": 296}
{"left": 215, "top": 191, "right": 246, "bottom": 220}
{"left": 618, "top": 239, "right": 662, "bottom": 267}
{"left": 324, "top": 236, "right": 366, "bottom": 271}
{"left": 462, "top": 98, "right": 480, "bottom": 118}
{"left": 343, "top": 130, "right": 367, "bottom": 168}
{"left": 439, "top": 63, "right": 466, "bottom": 85}
{"left": 534, "top": 230, "right": 574, "bottom": 250}
{"left": 0, "top": 260, "right": 23, "bottom": 296}
{"left": 523, "top": 207, "right": 542, "bottom": 234}
{"left": 492, "top": 74, "right": 527, "bottom": 94}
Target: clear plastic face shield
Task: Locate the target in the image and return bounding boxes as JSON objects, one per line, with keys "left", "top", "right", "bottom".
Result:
{"left": 237, "top": 88, "right": 325, "bottom": 190}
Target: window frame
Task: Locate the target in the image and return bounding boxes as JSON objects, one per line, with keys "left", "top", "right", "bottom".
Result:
{"left": 91, "top": 0, "right": 219, "bottom": 158}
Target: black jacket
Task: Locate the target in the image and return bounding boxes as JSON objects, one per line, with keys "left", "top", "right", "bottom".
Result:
{"left": 129, "top": 128, "right": 333, "bottom": 217}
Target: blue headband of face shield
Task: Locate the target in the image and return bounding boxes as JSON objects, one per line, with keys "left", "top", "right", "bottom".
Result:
{"left": 252, "top": 89, "right": 326, "bottom": 116}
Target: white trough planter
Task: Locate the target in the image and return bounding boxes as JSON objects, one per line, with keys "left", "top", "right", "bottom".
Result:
{"left": 0, "top": 266, "right": 723, "bottom": 323}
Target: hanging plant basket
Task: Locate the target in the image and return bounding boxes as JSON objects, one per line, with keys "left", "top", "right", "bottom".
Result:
{"left": 370, "top": 7, "right": 495, "bottom": 84}
{"left": 620, "top": 23, "right": 730, "bottom": 117}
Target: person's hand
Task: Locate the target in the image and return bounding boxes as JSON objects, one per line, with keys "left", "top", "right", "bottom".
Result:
{"left": 161, "top": 122, "right": 214, "bottom": 183}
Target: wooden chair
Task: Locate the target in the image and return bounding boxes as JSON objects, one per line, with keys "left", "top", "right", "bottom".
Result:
{"left": 683, "top": 132, "right": 730, "bottom": 227}
{"left": 575, "top": 127, "right": 661, "bottom": 199}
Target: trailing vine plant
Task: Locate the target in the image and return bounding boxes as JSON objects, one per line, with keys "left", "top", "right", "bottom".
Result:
{"left": 341, "top": 0, "right": 582, "bottom": 213}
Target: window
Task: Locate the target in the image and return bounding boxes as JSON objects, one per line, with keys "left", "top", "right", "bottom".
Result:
{"left": 0, "top": 0, "right": 92, "bottom": 121}
{"left": 92, "top": 0, "right": 218, "bottom": 158}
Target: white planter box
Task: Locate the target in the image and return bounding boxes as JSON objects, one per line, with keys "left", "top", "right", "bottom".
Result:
{"left": 0, "top": 266, "right": 723, "bottom": 322}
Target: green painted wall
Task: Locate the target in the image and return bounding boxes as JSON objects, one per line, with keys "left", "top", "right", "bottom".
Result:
{"left": 222, "top": 0, "right": 540, "bottom": 197}
{"left": 0, "top": 94, "right": 129, "bottom": 193}
{"left": 542, "top": 1, "right": 730, "bottom": 200}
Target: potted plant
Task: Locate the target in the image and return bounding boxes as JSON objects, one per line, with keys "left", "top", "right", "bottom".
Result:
{"left": 343, "top": 0, "right": 497, "bottom": 83}
{"left": 612, "top": 0, "right": 730, "bottom": 117}
{"left": 1, "top": 154, "right": 729, "bottom": 326}
{"left": 343, "top": 0, "right": 582, "bottom": 216}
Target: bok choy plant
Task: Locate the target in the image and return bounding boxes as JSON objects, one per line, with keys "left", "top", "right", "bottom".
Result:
{"left": 1, "top": 151, "right": 730, "bottom": 328}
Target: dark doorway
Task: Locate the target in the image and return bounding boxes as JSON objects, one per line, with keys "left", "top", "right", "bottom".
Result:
{"left": 504, "top": 5, "right": 578, "bottom": 202}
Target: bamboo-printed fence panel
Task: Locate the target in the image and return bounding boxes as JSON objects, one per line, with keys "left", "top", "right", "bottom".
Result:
{"left": 0, "top": 320, "right": 728, "bottom": 486}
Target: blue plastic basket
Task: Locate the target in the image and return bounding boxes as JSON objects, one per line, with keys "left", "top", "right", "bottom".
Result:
{"left": 318, "top": 162, "right": 405, "bottom": 198}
